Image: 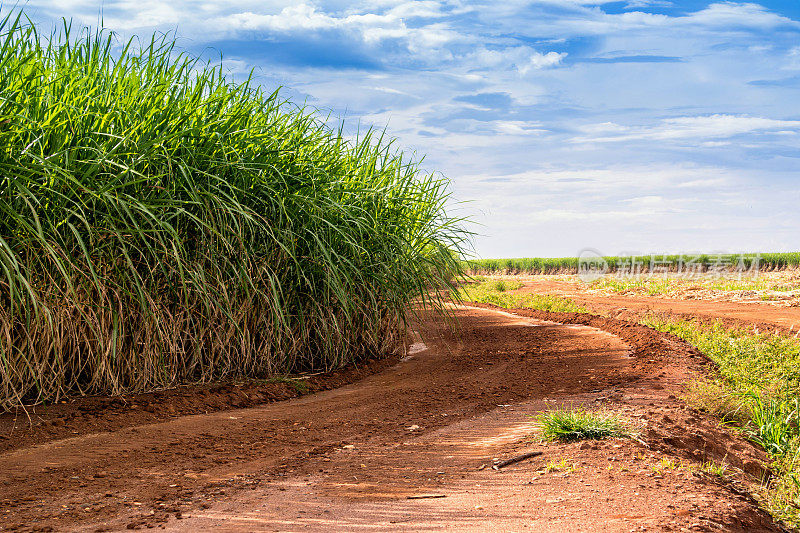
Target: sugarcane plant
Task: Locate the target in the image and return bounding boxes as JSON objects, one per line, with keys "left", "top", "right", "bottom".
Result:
{"left": 0, "top": 12, "right": 469, "bottom": 410}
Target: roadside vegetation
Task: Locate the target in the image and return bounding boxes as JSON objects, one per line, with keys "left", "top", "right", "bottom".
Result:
{"left": 0, "top": 14, "right": 466, "bottom": 410}
{"left": 464, "top": 253, "right": 800, "bottom": 275}
{"left": 456, "top": 279, "right": 587, "bottom": 313}
{"left": 538, "top": 408, "right": 630, "bottom": 442}
{"left": 642, "top": 316, "right": 800, "bottom": 527}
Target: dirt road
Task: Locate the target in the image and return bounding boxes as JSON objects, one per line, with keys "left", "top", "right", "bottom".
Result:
{"left": 0, "top": 306, "right": 784, "bottom": 532}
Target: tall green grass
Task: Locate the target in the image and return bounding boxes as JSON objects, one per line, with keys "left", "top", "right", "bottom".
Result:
{"left": 464, "top": 253, "right": 800, "bottom": 275}
{"left": 0, "top": 14, "right": 467, "bottom": 410}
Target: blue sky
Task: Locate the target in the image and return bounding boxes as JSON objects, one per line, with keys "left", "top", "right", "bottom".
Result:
{"left": 21, "top": 0, "right": 800, "bottom": 258}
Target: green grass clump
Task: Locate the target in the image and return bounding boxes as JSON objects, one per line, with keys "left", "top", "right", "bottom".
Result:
{"left": 641, "top": 316, "right": 800, "bottom": 525}
{"left": 538, "top": 408, "right": 629, "bottom": 442}
{"left": 486, "top": 279, "right": 523, "bottom": 292}
{"left": 700, "top": 460, "right": 730, "bottom": 479}
{"left": 266, "top": 376, "right": 311, "bottom": 395}
{"left": 0, "top": 14, "right": 467, "bottom": 410}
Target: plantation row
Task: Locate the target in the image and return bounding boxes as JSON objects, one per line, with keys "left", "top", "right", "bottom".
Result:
{"left": 464, "top": 252, "right": 800, "bottom": 275}
{"left": 0, "top": 15, "right": 465, "bottom": 410}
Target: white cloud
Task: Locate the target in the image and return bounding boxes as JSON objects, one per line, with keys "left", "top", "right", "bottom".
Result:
{"left": 686, "top": 2, "right": 799, "bottom": 29}
{"left": 578, "top": 122, "right": 629, "bottom": 134}
{"left": 510, "top": 206, "right": 673, "bottom": 223}
{"left": 223, "top": 5, "right": 336, "bottom": 32}
{"left": 469, "top": 47, "right": 566, "bottom": 72}
{"left": 385, "top": 1, "right": 447, "bottom": 19}
{"left": 369, "top": 85, "right": 420, "bottom": 97}
{"left": 93, "top": 0, "right": 183, "bottom": 29}
{"left": 700, "top": 141, "right": 732, "bottom": 147}
{"left": 573, "top": 115, "right": 800, "bottom": 143}
{"left": 526, "top": 1, "right": 798, "bottom": 38}
{"left": 217, "top": 2, "right": 464, "bottom": 63}
{"left": 625, "top": 195, "right": 665, "bottom": 207}
{"left": 522, "top": 51, "right": 568, "bottom": 72}
{"left": 494, "top": 121, "right": 548, "bottom": 135}
{"left": 458, "top": 165, "right": 740, "bottom": 198}
{"left": 785, "top": 45, "right": 800, "bottom": 70}
{"left": 625, "top": 0, "right": 673, "bottom": 7}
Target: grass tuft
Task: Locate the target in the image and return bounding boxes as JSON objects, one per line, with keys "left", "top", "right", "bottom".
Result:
{"left": 700, "top": 460, "right": 730, "bottom": 479}
{"left": 543, "top": 458, "right": 578, "bottom": 474}
{"left": 486, "top": 279, "right": 523, "bottom": 292}
{"left": 538, "top": 408, "right": 629, "bottom": 442}
{"left": 266, "top": 376, "right": 311, "bottom": 395}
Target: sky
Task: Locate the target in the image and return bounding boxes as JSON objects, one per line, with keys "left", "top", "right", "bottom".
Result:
{"left": 20, "top": 0, "right": 800, "bottom": 258}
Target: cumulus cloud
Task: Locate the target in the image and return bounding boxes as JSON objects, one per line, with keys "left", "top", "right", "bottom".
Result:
{"left": 522, "top": 51, "right": 568, "bottom": 72}
{"left": 204, "top": 2, "right": 471, "bottom": 67}
{"left": 468, "top": 47, "right": 566, "bottom": 73}
{"left": 385, "top": 1, "right": 448, "bottom": 19}
{"left": 222, "top": 5, "right": 337, "bottom": 32}
{"left": 221, "top": 3, "right": 459, "bottom": 47}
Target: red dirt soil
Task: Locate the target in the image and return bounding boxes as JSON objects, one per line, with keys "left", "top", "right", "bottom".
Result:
{"left": 0, "top": 305, "right": 787, "bottom": 532}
